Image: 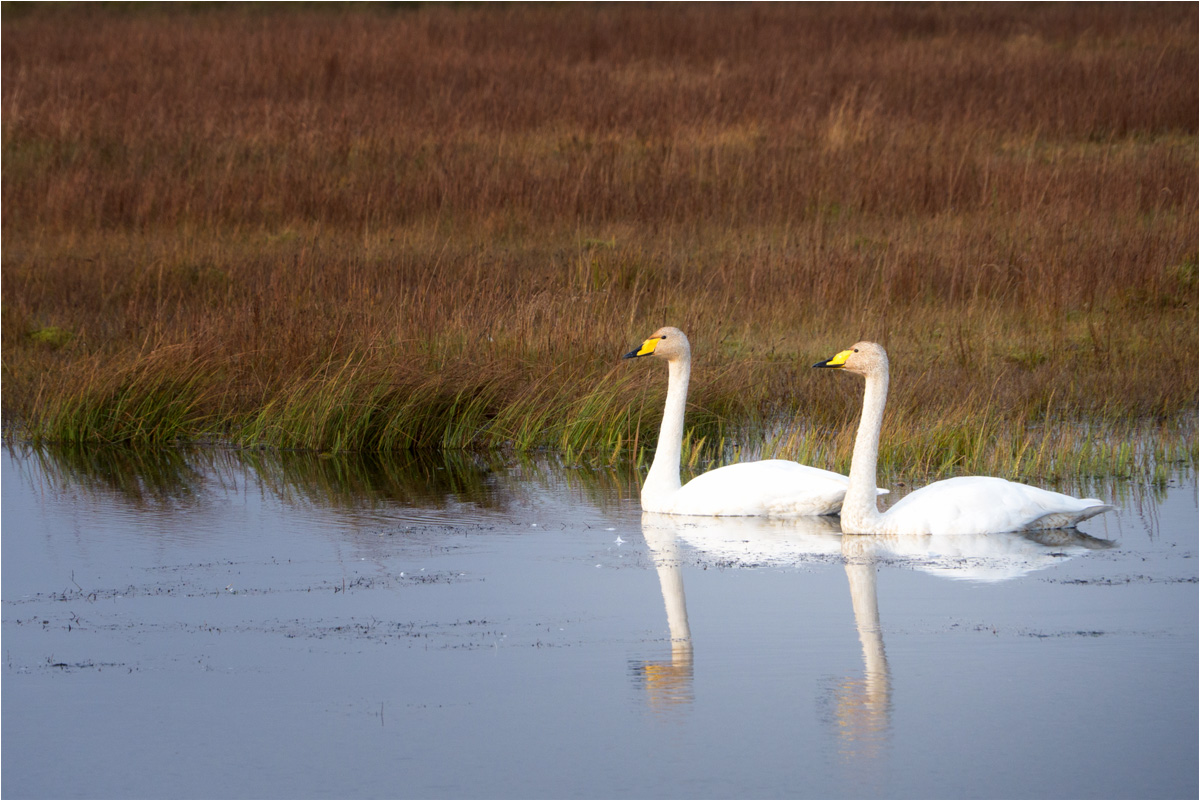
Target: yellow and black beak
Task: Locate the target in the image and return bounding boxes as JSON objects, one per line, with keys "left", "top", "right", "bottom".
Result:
{"left": 811, "top": 349, "right": 853, "bottom": 369}
{"left": 623, "top": 337, "right": 661, "bottom": 360}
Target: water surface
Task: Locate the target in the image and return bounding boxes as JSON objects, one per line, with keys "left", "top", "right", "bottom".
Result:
{"left": 2, "top": 445, "right": 1196, "bottom": 799}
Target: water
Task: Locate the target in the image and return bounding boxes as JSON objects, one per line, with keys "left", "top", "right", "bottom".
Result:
{"left": 2, "top": 444, "right": 1196, "bottom": 799}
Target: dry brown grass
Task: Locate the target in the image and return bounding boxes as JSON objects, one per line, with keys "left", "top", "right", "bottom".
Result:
{"left": 2, "top": 3, "right": 1196, "bottom": 478}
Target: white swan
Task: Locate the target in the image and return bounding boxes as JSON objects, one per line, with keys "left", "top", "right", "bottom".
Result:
{"left": 812, "top": 341, "right": 1114, "bottom": 535}
{"left": 624, "top": 326, "right": 878, "bottom": 516}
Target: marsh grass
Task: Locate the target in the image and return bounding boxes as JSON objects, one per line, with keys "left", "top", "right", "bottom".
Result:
{"left": 3, "top": 3, "right": 1196, "bottom": 481}
{"left": 751, "top": 411, "right": 1195, "bottom": 486}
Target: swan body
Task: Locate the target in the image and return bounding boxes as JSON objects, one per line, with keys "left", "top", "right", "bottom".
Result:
{"left": 641, "top": 458, "right": 856, "bottom": 516}
{"left": 625, "top": 327, "right": 879, "bottom": 517}
{"left": 872, "top": 475, "right": 1111, "bottom": 536}
{"left": 812, "top": 341, "right": 1114, "bottom": 536}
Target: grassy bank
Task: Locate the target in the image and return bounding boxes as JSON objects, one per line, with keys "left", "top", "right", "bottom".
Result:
{"left": 3, "top": 3, "right": 1196, "bottom": 481}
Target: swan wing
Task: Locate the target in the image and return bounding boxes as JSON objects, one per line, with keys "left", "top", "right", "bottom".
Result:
{"left": 880, "top": 476, "right": 1114, "bottom": 536}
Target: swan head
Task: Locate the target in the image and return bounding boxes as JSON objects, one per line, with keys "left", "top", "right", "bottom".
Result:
{"left": 811, "top": 341, "right": 888, "bottom": 378}
{"left": 623, "top": 326, "right": 691, "bottom": 363}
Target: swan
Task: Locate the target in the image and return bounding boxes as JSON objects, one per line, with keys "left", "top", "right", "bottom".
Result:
{"left": 623, "top": 326, "right": 880, "bottom": 516}
{"left": 812, "top": 341, "right": 1114, "bottom": 535}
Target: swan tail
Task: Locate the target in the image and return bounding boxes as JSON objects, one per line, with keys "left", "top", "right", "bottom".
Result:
{"left": 1027, "top": 502, "right": 1115, "bottom": 531}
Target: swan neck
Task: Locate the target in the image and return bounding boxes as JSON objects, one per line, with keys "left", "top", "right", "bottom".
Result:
{"left": 645, "top": 357, "right": 689, "bottom": 495}
{"left": 843, "top": 366, "right": 888, "bottom": 531}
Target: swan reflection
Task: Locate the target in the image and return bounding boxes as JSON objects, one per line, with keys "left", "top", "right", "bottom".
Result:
{"left": 833, "top": 535, "right": 892, "bottom": 767}
{"left": 865, "top": 526, "right": 1116, "bottom": 582}
{"left": 635, "top": 514, "right": 844, "bottom": 715}
{"left": 634, "top": 512, "right": 1116, "bottom": 757}
{"left": 632, "top": 517, "right": 696, "bottom": 713}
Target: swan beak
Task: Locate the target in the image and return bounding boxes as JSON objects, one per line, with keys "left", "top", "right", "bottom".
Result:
{"left": 812, "top": 349, "right": 853, "bottom": 369}
{"left": 623, "top": 337, "right": 660, "bottom": 359}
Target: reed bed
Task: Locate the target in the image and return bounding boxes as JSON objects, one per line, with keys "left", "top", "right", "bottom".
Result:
{"left": 13, "top": 438, "right": 1179, "bottom": 526}
{"left": 3, "top": 3, "right": 1196, "bottom": 482}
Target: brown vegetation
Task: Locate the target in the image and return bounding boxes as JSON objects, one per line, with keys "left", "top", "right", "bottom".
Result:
{"left": 2, "top": 3, "right": 1196, "bottom": 479}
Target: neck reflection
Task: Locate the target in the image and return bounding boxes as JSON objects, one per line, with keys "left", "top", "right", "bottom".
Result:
{"left": 633, "top": 515, "right": 695, "bottom": 713}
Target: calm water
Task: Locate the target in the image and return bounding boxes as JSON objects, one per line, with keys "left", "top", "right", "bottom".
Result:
{"left": 2, "top": 444, "right": 1196, "bottom": 799}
